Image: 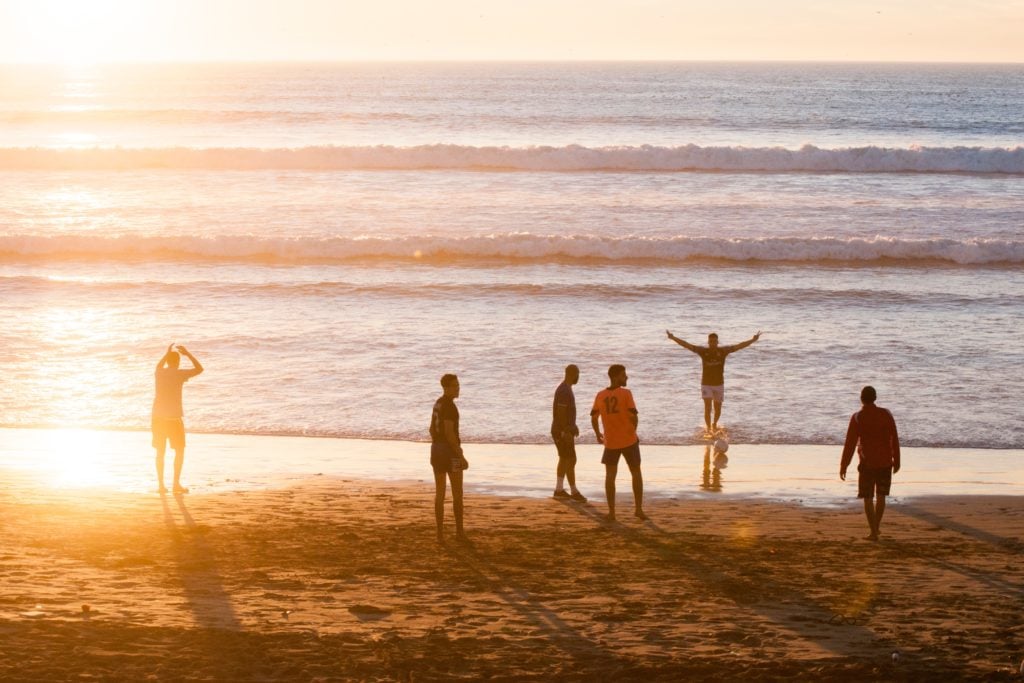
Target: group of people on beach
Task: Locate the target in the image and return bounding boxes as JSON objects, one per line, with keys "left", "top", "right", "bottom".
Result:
{"left": 152, "top": 330, "right": 901, "bottom": 545}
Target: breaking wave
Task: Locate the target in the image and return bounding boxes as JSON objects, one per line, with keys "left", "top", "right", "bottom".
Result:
{"left": 1, "top": 233, "right": 1020, "bottom": 265}
{"left": 1, "top": 143, "right": 1022, "bottom": 173}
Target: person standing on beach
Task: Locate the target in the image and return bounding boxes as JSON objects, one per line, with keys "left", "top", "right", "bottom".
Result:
{"left": 152, "top": 343, "right": 204, "bottom": 494}
{"left": 665, "top": 329, "right": 761, "bottom": 435}
{"left": 430, "top": 373, "right": 468, "bottom": 542}
{"left": 591, "top": 364, "right": 646, "bottom": 521}
{"left": 840, "top": 385, "right": 901, "bottom": 541}
{"left": 552, "top": 364, "right": 586, "bottom": 502}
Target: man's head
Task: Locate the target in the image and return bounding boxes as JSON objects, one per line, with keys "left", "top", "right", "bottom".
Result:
{"left": 607, "top": 364, "right": 627, "bottom": 388}
{"left": 707, "top": 332, "right": 719, "bottom": 349}
{"left": 441, "top": 373, "right": 460, "bottom": 398}
{"left": 564, "top": 364, "right": 579, "bottom": 385}
{"left": 166, "top": 351, "right": 180, "bottom": 369}
{"left": 860, "top": 385, "right": 877, "bottom": 405}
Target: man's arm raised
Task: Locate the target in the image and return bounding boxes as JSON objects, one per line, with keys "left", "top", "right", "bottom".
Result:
{"left": 666, "top": 330, "right": 700, "bottom": 353}
{"left": 156, "top": 343, "right": 174, "bottom": 373}
{"left": 727, "top": 330, "right": 762, "bottom": 353}
{"left": 176, "top": 345, "right": 204, "bottom": 377}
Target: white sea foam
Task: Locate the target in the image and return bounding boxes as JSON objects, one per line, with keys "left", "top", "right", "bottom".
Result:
{"left": 1, "top": 233, "right": 1020, "bottom": 265}
{"left": 2, "top": 144, "right": 1023, "bottom": 173}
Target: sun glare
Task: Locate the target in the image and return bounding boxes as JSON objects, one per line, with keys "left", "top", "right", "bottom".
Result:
{"left": 11, "top": 0, "right": 151, "bottom": 65}
{"left": 40, "top": 429, "right": 121, "bottom": 488}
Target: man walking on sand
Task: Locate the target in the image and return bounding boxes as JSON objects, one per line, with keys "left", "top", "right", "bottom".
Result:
{"left": 591, "top": 364, "right": 646, "bottom": 521}
{"left": 152, "top": 343, "right": 203, "bottom": 494}
{"left": 430, "top": 373, "right": 468, "bottom": 543}
{"left": 552, "top": 364, "right": 586, "bottom": 502}
{"left": 840, "top": 386, "right": 901, "bottom": 541}
{"left": 665, "top": 329, "right": 761, "bottom": 435}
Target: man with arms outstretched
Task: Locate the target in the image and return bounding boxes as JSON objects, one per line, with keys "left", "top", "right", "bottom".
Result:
{"left": 430, "top": 373, "right": 468, "bottom": 543}
{"left": 840, "top": 385, "right": 901, "bottom": 541}
{"left": 591, "top": 364, "right": 645, "bottom": 521}
{"left": 666, "top": 329, "right": 760, "bottom": 435}
{"left": 552, "top": 364, "right": 586, "bottom": 501}
{"left": 152, "top": 343, "right": 203, "bottom": 494}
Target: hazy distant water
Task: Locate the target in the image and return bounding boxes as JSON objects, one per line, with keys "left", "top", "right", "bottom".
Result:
{"left": 0, "top": 63, "right": 1022, "bottom": 449}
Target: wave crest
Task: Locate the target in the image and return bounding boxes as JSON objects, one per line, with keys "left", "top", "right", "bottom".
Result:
{"left": 1, "top": 233, "right": 1019, "bottom": 265}
{"left": 1, "top": 143, "right": 1022, "bottom": 173}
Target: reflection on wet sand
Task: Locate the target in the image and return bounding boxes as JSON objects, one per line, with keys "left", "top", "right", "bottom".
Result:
{"left": 701, "top": 445, "right": 728, "bottom": 493}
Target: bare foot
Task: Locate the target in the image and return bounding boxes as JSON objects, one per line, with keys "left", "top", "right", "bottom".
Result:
{"left": 158, "top": 486, "right": 168, "bottom": 494}
{"left": 634, "top": 510, "right": 648, "bottom": 521}
{"left": 605, "top": 513, "right": 617, "bottom": 523}
{"left": 866, "top": 532, "right": 879, "bottom": 542}
{"left": 173, "top": 485, "right": 189, "bottom": 495}
{"left": 455, "top": 531, "right": 469, "bottom": 543}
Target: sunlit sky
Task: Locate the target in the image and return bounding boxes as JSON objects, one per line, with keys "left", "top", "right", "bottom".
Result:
{"left": 1, "top": 0, "right": 1022, "bottom": 64}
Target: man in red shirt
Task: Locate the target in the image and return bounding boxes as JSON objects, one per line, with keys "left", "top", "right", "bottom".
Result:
{"left": 840, "top": 386, "right": 901, "bottom": 541}
{"left": 591, "top": 364, "right": 646, "bottom": 521}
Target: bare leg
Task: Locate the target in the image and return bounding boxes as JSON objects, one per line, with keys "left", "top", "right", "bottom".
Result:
{"left": 863, "top": 498, "right": 879, "bottom": 540}
{"left": 604, "top": 462, "right": 618, "bottom": 520}
{"left": 712, "top": 400, "right": 723, "bottom": 430}
{"left": 565, "top": 461, "right": 578, "bottom": 493}
{"left": 703, "top": 398, "right": 712, "bottom": 430}
{"left": 433, "top": 469, "right": 447, "bottom": 541}
{"left": 628, "top": 461, "right": 646, "bottom": 519}
{"left": 451, "top": 469, "right": 465, "bottom": 539}
{"left": 874, "top": 493, "right": 886, "bottom": 536}
{"left": 155, "top": 444, "right": 167, "bottom": 493}
{"left": 556, "top": 457, "right": 567, "bottom": 487}
{"left": 172, "top": 448, "right": 187, "bottom": 493}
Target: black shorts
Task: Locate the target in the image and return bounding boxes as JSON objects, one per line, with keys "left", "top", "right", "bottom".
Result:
{"left": 858, "top": 465, "right": 892, "bottom": 498}
{"left": 552, "top": 433, "right": 577, "bottom": 464}
{"left": 601, "top": 441, "right": 641, "bottom": 468}
{"left": 430, "top": 443, "right": 463, "bottom": 474}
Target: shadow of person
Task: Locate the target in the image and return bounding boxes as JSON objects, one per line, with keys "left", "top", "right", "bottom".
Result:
{"left": 161, "top": 493, "right": 242, "bottom": 631}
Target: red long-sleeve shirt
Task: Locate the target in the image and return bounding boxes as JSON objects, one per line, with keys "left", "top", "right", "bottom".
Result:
{"left": 841, "top": 404, "right": 901, "bottom": 471}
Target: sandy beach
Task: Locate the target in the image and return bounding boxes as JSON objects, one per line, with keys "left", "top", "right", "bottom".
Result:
{"left": 2, "top": 471, "right": 1022, "bottom": 681}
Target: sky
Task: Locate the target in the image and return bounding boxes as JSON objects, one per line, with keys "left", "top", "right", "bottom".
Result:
{"left": 1, "top": 0, "right": 1022, "bottom": 63}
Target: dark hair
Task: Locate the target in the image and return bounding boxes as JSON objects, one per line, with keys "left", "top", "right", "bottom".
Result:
{"left": 440, "top": 373, "right": 458, "bottom": 389}
{"left": 861, "top": 385, "right": 877, "bottom": 404}
{"left": 565, "top": 364, "right": 579, "bottom": 375}
{"left": 607, "top": 364, "right": 625, "bottom": 379}
{"left": 708, "top": 332, "right": 719, "bottom": 340}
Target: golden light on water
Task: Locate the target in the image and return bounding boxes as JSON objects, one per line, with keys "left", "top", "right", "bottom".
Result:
{"left": 39, "top": 429, "right": 121, "bottom": 488}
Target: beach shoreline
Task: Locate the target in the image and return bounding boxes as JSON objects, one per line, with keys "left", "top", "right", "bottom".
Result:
{"left": 1, "top": 475, "right": 1021, "bottom": 681}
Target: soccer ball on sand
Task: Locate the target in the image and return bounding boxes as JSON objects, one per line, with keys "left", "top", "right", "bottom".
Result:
{"left": 713, "top": 438, "right": 729, "bottom": 454}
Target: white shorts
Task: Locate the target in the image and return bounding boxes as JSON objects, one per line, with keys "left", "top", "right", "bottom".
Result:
{"left": 701, "top": 385, "right": 724, "bottom": 402}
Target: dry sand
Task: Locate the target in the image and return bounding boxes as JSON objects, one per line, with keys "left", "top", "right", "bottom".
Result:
{"left": 1, "top": 478, "right": 1022, "bottom": 681}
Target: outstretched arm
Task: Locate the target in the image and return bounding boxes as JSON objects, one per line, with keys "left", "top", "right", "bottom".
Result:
{"left": 176, "top": 345, "right": 204, "bottom": 377}
{"left": 666, "top": 330, "right": 699, "bottom": 353}
{"left": 156, "top": 343, "right": 174, "bottom": 373}
{"left": 728, "top": 331, "right": 762, "bottom": 353}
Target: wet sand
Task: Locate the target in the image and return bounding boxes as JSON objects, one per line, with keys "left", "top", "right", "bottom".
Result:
{"left": 1, "top": 477, "right": 1022, "bottom": 681}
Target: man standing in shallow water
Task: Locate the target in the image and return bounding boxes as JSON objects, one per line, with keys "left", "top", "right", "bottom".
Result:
{"left": 591, "top": 364, "right": 646, "bottom": 521}
{"left": 841, "top": 385, "right": 901, "bottom": 541}
{"left": 152, "top": 343, "right": 203, "bottom": 494}
{"left": 430, "top": 373, "right": 468, "bottom": 543}
{"left": 665, "top": 329, "right": 761, "bottom": 435}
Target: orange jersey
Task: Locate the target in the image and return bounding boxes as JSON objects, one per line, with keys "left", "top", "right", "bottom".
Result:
{"left": 591, "top": 387, "right": 638, "bottom": 449}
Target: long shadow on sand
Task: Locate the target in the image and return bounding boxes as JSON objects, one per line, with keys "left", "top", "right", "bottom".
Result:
{"left": 161, "top": 494, "right": 241, "bottom": 631}
{"left": 444, "top": 537, "right": 633, "bottom": 674}
{"left": 556, "top": 498, "right": 888, "bottom": 659}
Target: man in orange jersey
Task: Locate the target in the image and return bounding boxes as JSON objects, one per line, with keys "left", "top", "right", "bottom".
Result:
{"left": 591, "top": 364, "right": 646, "bottom": 521}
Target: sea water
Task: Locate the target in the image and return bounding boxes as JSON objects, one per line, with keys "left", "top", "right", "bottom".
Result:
{"left": 1, "top": 63, "right": 1022, "bottom": 460}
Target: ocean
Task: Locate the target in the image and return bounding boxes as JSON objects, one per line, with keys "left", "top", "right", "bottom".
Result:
{"left": 1, "top": 62, "right": 1022, "bottom": 452}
